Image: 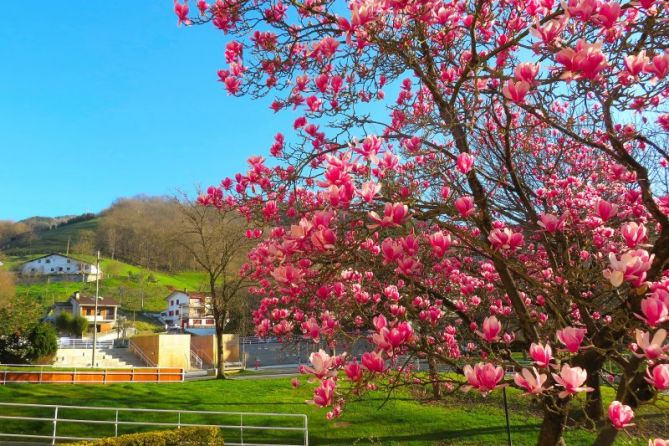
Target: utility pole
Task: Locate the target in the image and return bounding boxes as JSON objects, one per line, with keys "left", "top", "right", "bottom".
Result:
{"left": 91, "top": 251, "right": 101, "bottom": 367}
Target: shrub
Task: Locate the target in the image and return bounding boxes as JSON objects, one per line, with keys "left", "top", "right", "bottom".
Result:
{"left": 28, "top": 323, "right": 57, "bottom": 361}
{"left": 55, "top": 312, "right": 73, "bottom": 334}
{"left": 71, "top": 315, "right": 89, "bottom": 337}
{"left": 59, "top": 427, "right": 223, "bottom": 446}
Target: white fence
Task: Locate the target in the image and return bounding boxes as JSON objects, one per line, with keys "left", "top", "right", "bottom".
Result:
{"left": 0, "top": 402, "right": 308, "bottom": 446}
{"left": 57, "top": 339, "right": 115, "bottom": 349}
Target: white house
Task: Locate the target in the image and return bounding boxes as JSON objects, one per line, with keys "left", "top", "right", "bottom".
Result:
{"left": 164, "top": 290, "right": 215, "bottom": 330}
{"left": 19, "top": 253, "right": 101, "bottom": 282}
{"left": 51, "top": 291, "right": 119, "bottom": 334}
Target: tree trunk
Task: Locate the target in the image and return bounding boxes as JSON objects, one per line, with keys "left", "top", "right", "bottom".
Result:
{"left": 592, "top": 426, "right": 618, "bottom": 446}
{"left": 537, "top": 404, "right": 567, "bottom": 446}
{"left": 572, "top": 349, "right": 605, "bottom": 425}
{"left": 215, "top": 309, "right": 229, "bottom": 379}
{"left": 584, "top": 371, "right": 603, "bottom": 425}
{"left": 216, "top": 327, "right": 226, "bottom": 379}
{"left": 428, "top": 356, "right": 441, "bottom": 400}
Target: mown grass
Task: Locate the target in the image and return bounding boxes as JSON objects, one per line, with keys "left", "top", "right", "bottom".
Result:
{"left": 0, "top": 377, "right": 662, "bottom": 445}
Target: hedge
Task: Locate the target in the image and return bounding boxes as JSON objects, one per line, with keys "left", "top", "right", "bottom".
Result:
{"left": 59, "top": 426, "right": 223, "bottom": 446}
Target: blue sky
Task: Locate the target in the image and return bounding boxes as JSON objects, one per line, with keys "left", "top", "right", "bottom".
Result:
{"left": 0, "top": 2, "right": 290, "bottom": 221}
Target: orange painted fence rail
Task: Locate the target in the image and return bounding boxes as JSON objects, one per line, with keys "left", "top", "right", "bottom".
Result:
{"left": 0, "top": 367, "right": 184, "bottom": 384}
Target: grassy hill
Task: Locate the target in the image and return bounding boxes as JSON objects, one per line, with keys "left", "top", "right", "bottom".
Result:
{"left": 9, "top": 255, "right": 208, "bottom": 313}
{"left": 4, "top": 218, "right": 100, "bottom": 256}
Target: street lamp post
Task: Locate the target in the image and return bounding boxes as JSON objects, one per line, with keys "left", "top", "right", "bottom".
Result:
{"left": 91, "top": 251, "right": 101, "bottom": 367}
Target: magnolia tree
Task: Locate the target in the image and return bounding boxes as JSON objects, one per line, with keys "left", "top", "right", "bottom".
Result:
{"left": 176, "top": 0, "right": 669, "bottom": 443}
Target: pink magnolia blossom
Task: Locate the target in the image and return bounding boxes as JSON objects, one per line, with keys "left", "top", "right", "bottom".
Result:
{"left": 196, "top": 0, "right": 208, "bottom": 15}
{"left": 634, "top": 329, "right": 668, "bottom": 361}
{"left": 529, "top": 342, "right": 553, "bottom": 368}
{"left": 344, "top": 361, "right": 363, "bottom": 381}
{"left": 649, "top": 439, "right": 669, "bottom": 446}
{"left": 658, "top": 115, "right": 669, "bottom": 132}
{"left": 552, "top": 364, "right": 593, "bottom": 398}
{"left": 638, "top": 297, "right": 669, "bottom": 327}
{"left": 455, "top": 196, "right": 475, "bottom": 217}
{"left": 625, "top": 51, "right": 649, "bottom": 77}
{"left": 312, "top": 378, "right": 336, "bottom": 407}
{"left": 556, "top": 40, "right": 608, "bottom": 81}
{"left": 608, "top": 401, "right": 635, "bottom": 430}
{"left": 514, "top": 62, "right": 541, "bottom": 84}
{"left": 644, "top": 52, "right": 669, "bottom": 80}
{"left": 456, "top": 153, "right": 475, "bottom": 174}
{"left": 428, "top": 231, "right": 451, "bottom": 257}
{"left": 530, "top": 17, "right": 566, "bottom": 44}
{"left": 368, "top": 202, "right": 409, "bottom": 227}
{"left": 462, "top": 362, "right": 504, "bottom": 395}
{"left": 557, "top": 326, "right": 587, "bottom": 353}
{"left": 302, "top": 349, "right": 334, "bottom": 379}
{"left": 301, "top": 317, "right": 321, "bottom": 341}
{"left": 596, "top": 199, "right": 618, "bottom": 222}
{"left": 621, "top": 222, "right": 648, "bottom": 248}
{"left": 538, "top": 213, "right": 564, "bottom": 233}
{"left": 645, "top": 364, "right": 669, "bottom": 390}
{"left": 514, "top": 367, "right": 548, "bottom": 395}
{"left": 478, "top": 316, "right": 502, "bottom": 342}
{"left": 604, "top": 250, "right": 654, "bottom": 288}
{"left": 357, "top": 181, "right": 381, "bottom": 203}
{"left": 488, "top": 228, "right": 524, "bottom": 251}
{"left": 270, "top": 264, "right": 305, "bottom": 287}
{"left": 361, "top": 351, "right": 386, "bottom": 373}
{"left": 593, "top": 2, "right": 621, "bottom": 28}
{"left": 503, "top": 80, "right": 531, "bottom": 103}
{"left": 563, "top": 0, "right": 598, "bottom": 19}
{"left": 174, "top": 0, "right": 192, "bottom": 26}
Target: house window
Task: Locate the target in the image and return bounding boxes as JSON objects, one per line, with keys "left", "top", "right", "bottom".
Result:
{"left": 170, "top": 300, "right": 174, "bottom": 306}
{"left": 207, "top": 319, "right": 214, "bottom": 325}
{"left": 176, "top": 299, "right": 179, "bottom": 305}
{"left": 175, "top": 310, "right": 180, "bottom": 315}
{"left": 169, "top": 311, "right": 174, "bottom": 316}
{"left": 58, "top": 267, "right": 63, "bottom": 272}
{"left": 194, "top": 319, "right": 202, "bottom": 325}
{"left": 50, "top": 268, "right": 54, "bottom": 272}
{"left": 31, "top": 268, "right": 36, "bottom": 272}
{"left": 67, "top": 267, "right": 70, "bottom": 271}
{"left": 67, "top": 259, "right": 71, "bottom": 263}
{"left": 46, "top": 259, "right": 51, "bottom": 264}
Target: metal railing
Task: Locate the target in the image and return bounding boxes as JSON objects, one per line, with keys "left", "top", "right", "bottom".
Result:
{"left": 57, "top": 339, "right": 115, "bottom": 349}
{"left": 0, "top": 402, "right": 308, "bottom": 446}
{"left": 242, "top": 336, "right": 279, "bottom": 345}
{"left": 128, "top": 342, "right": 156, "bottom": 367}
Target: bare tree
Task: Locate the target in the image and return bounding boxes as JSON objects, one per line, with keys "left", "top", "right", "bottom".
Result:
{"left": 175, "top": 194, "right": 250, "bottom": 379}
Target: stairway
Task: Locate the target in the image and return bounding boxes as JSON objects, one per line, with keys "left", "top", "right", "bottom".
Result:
{"left": 54, "top": 348, "right": 147, "bottom": 368}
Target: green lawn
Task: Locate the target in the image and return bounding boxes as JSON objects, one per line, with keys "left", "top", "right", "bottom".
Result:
{"left": 0, "top": 377, "right": 660, "bottom": 445}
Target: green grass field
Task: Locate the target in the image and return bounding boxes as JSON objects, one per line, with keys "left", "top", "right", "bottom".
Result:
{"left": 0, "top": 377, "right": 663, "bottom": 445}
{"left": 9, "top": 255, "right": 208, "bottom": 313}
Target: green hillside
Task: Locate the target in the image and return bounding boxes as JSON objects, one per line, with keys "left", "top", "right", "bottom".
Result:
{"left": 4, "top": 218, "right": 100, "bottom": 256}
{"left": 10, "top": 255, "right": 208, "bottom": 313}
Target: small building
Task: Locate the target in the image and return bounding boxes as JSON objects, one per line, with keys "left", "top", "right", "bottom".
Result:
{"left": 19, "top": 253, "right": 101, "bottom": 283}
{"left": 52, "top": 292, "right": 120, "bottom": 334}
{"left": 164, "top": 290, "right": 215, "bottom": 330}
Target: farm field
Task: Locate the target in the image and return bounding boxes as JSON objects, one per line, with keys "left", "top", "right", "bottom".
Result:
{"left": 0, "top": 377, "right": 665, "bottom": 445}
